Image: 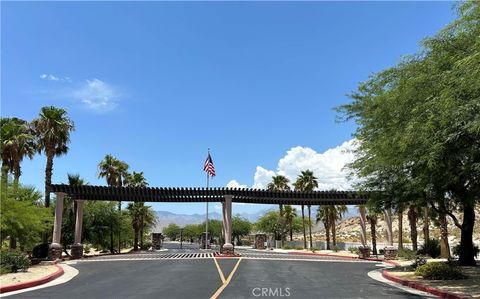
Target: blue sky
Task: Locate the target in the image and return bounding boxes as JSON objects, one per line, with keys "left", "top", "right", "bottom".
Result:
{"left": 2, "top": 1, "right": 456, "bottom": 214}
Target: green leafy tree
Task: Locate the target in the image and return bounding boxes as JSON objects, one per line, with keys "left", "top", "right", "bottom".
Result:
{"left": 255, "top": 211, "right": 285, "bottom": 241}
{"left": 32, "top": 106, "right": 74, "bottom": 208}
{"left": 337, "top": 2, "right": 480, "bottom": 265}
{"left": 163, "top": 223, "right": 181, "bottom": 241}
{"left": 0, "top": 183, "right": 51, "bottom": 251}
{"left": 294, "top": 170, "right": 318, "bottom": 248}
{"left": 82, "top": 201, "right": 120, "bottom": 253}
{"left": 232, "top": 215, "right": 252, "bottom": 245}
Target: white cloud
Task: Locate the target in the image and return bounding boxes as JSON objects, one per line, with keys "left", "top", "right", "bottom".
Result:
{"left": 252, "top": 166, "right": 276, "bottom": 189}
{"left": 226, "top": 180, "right": 247, "bottom": 189}
{"left": 40, "top": 74, "right": 71, "bottom": 82}
{"left": 227, "top": 139, "right": 358, "bottom": 191}
{"left": 72, "top": 79, "right": 120, "bottom": 112}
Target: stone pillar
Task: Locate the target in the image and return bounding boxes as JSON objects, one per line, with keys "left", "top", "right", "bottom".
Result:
{"left": 358, "top": 205, "right": 370, "bottom": 258}
{"left": 221, "top": 202, "right": 226, "bottom": 244}
{"left": 383, "top": 208, "right": 397, "bottom": 260}
{"left": 222, "top": 195, "right": 234, "bottom": 254}
{"left": 71, "top": 200, "right": 85, "bottom": 259}
{"left": 49, "top": 192, "right": 65, "bottom": 260}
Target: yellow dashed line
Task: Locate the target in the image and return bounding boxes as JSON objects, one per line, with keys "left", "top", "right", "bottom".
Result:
{"left": 210, "top": 258, "right": 242, "bottom": 299}
{"left": 212, "top": 257, "right": 226, "bottom": 283}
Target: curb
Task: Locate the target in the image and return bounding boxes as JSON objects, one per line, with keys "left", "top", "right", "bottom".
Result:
{"left": 382, "top": 270, "right": 465, "bottom": 299}
{"left": 0, "top": 264, "right": 64, "bottom": 294}
{"left": 287, "top": 251, "right": 401, "bottom": 266}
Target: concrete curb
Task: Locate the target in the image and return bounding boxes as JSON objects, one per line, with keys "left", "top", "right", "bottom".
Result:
{"left": 0, "top": 264, "right": 64, "bottom": 294}
{"left": 382, "top": 270, "right": 465, "bottom": 299}
{"left": 287, "top": 251, "right": 402, "bottom": 266}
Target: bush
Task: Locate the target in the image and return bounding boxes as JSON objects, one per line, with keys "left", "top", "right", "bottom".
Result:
{"left": 348, "top": 246, "right": 359, "bottom": 254}
{"left": 1, "top": 251, "right": 31, "bottom": 273}
{"left": 413, "top": 255, "right": 427, "bottom": 269}
{"left": 311, "top": 247, "right": 320, "bottom": 253}
{"left": 397, "top": 248, "right": 416, "bottom": 260}
{"left": 31, "top": 243, "right": 49, "bottom": 259}
{"left": 418, "top": 238, "right": 440, "bottom": 258}
{"left": 452, "top": 244, "right": 479, "bottom": 258}
{"left": 294, "top": 246, "right": 304, "bottom": 250}
{"left": 415, "top": 262, "right": 466, "bottom": 280}
{"left": 332, "top": 246, "right": 341, "bottom": 252}
{"left": 84, "top": 244, "right": 92, "bottom": 254}
{"left": 282, "top": 245, "right": 293, "bottom": 250}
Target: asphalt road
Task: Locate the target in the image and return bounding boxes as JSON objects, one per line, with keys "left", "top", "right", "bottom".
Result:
{"left": 7, "top": 254, "right": 424, "bottom": 299}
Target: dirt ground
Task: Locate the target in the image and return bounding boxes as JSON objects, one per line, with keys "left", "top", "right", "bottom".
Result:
{"left": 0, "top": 263, "right": 59, "bottom": 287}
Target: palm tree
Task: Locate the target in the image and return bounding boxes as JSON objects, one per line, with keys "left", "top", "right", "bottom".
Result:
{"left": 32, "top": 106, "right": 74, "bottom": 207}
{"left": 267, "top": 175, "right": 290, "bottom": 245}
{"left": 366, "top": 208, "right": 379, "bottom": 255}
{"left": 125, "top": 171, "right": 148, "bottom": 251}
{"left": 97, "top": 154, "right": 129, "bottom": 253}
{"left": 294, "top": 170, "right": 318, "bottom": 249}
{"left": 139, "top": 205, "right": 156, "bottom": 249}
{"left": 316, "top": 206, "right": 331, "bottom": 250}
{"left": 329, "top": 205, "right": 347, "bottom": 247}
{"left": 0, "top": 118, "right": 36, "bottom": 190}
{"left": 283, "top": 205, "right": 297, "bottom": 241}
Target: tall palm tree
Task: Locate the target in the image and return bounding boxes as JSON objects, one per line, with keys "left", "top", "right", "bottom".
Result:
{"left": 283, "top": 205, "right": 297, "bottom": 241}
{"left": 316, "top": 206, "right": 331, "bottom": 250}
{"left": 32, "top": 106, "right": 74, "bottom": 207}
{"left": 125, "top": 171, "right": 148, "bottom": 251}
{"left": 294, "top": 170, "right": 318, "bottom": 249}
{"left": 267, "top": 175, "right": 290, "bottom": 245}
{"left": 139, "top": 205, "right": 156, "bottom": 249}
{"left": 0, "top": 118, "right": 36, "bottom": 190}
{"left": 97, "top": 154, "right": 129, "bottom": 253}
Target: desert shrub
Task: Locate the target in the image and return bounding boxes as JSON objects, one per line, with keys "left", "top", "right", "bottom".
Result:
{"left": 417, "top": 238, "right": 440, "bottom": 258}
{"left": 84, "top": 244, "right": 92, "bottom": 254}
{"left": 332, "top": 246, "right": 341, "bottom": 252}
{"left": 294, "top": 246, "right": 304, "bottom": 250}
{"left": 282, "top": 245, "right": 293, "bottom": 250}
{"left": 0, "top": 251, "right": 31, "bottom": 273}
{"left": 397, "top": 248, "right": 416, "bottom": 260}
{"left": 141, "top": 242, "right": 152, "bottom": 250}
{"left": 415, "top": 262, "right": 466, "bottom": 280}
{"left": 311, "top": 247, "right": 320, "bottom": 253}
{"left": 452, "top": 244, "right": 479, "bottom": 258}
{"left": 348, "top": 246, "right": 359, "bottom": 254}
{"left": 31, "top": 243, "right": 49, "bottom": 259}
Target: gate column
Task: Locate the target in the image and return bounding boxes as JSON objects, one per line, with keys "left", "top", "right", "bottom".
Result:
{"left": 71, "top": 200, "right": 85, "bottom": 259}
{"left": 222, "top": 195, "right": 234, "bottom": 254}
{"left": 49, "top": 192, "right": 65, "bottom": 260}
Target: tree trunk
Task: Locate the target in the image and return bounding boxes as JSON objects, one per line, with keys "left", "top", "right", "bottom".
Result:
{"left": 301, "top": 204, "right": 306, "bottom": 249}
{"left": 369, "top": 217, "right": 377, "bottom": 255}
{"left": 44, "top": 154, "right": 54, "bottom": 207}
{"left": 459, "top": 204, "right": 475, "bottom": 266}
{"left": 289, "top": 225, "right": 293, "bottom": 242}
{"left": 308, "top": 205, "right": 313, "bottom": 249}
{"left": 118, "top": 202, "right": 122, "bottom": 254}
{"left": 423, "top": 207, "right": 430, "bottom": 242}
{"left": 110, "top": 222, "right": 114, "bottom": 254}
{"left": 331, "top": 216, "right": 337, "bottom": 247}
{"left": 13, "top": 162, "right": 21, "bottom": 191}
{"left": 324, "top": 220, "right": 331, "bottom": 250}
{"left": 407, "top": 206, "right": 418, "bottom": 251}
{"left": 9, "top": 237, "right": 17, "bottom": 250}
{"left": 398, "top": 210, "right": 403, "bottom": 249}
{"left": 279, "top": 204, "right": 284, "bottom": 246}
{"left": 133, "top": 227, "right": 139, "bottom": 251}
{"left": 140, "top": 222, "right": 144, "bottom": 249}
{"left": 439, "top": 213, "right": 450, "bottom": 259}
{"left": 1, "top": 160, "right": 9, "bottom": 191}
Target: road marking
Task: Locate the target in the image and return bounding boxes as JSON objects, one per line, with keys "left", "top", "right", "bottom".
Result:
{"left": 212, "top": 257, "right": 226, "bottom": 283}
{"left": 210, "top": 258, "right": 242, "bottom": 299}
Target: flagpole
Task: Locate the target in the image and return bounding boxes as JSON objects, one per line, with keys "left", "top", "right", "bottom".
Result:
{"left": 205, "top": 171, "right": 209, "bottom": 249}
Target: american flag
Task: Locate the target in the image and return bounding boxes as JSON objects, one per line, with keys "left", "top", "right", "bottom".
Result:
{"left": 203, "top": 153, "right": 216, "bottom": 177}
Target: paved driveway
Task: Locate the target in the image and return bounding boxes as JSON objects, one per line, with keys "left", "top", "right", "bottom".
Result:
{"left": 6, "top": 248, "right": 425, "bottom": 299}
